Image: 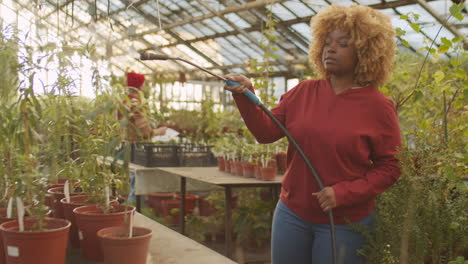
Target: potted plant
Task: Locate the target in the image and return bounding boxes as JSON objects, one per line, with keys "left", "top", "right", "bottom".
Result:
{"left": 97, "top": 223, "right": 152, "bottom": 264}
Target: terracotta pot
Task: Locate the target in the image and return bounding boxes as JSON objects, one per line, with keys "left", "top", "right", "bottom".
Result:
{"left": 160, "top": 199, "right": 181, "bottom": 225}
{"left": 198, "top": 197, "right": 217, "bottom": 216}
{"left": 74, "top": 204, "right": 135, "bottom": 262}
{"left": 261, "top": 167, "right": 277, "bottom": 181}
{"left": 159, "top": 194, "right": 199, "bottom": 224}
{"left": 242, "top": 162, "right": 255, "bottom": 178}
{"left": 276, "top": 152, "right": 287, "bottom": 174}
{"left": 61, "top": 195, "right": 119, "bottom": 248}
{"left": 0, "top": 217, "right": 70, "bottom": 264}
{"left": 98, "top": 226, "right": 152, "bottom": 264}
{"left": 267, "top": 158, "right": 277, "bottom": 169}
{"left": 146, "top": 193, "right": 175, "bottom": 216}
{"left": 173, "top": 194, "right": 199, "bottom": 214}
{"left": 254, "top": 163, "right": 262, "bottom": 179}
{"left": 234, "top": 161, "right": 244, "bottom": 176}
{"left": 217, "top": 157, "right": 225, "bottom": 171}
{"left": 224, "top": 159, "right": 231, "bottom": 172}
{"left": 46, "top": 178, "right": 80, "bottom": 191}
{"left": 229, "top": 160, "right": 236, "bottom": 174}
{"left": 47, "top": 186, "right": 84, "bottom": 219}
{"left": 0, "top": 208, "right": 15, "bottom": 264}
{"left": 198, "top": 194, "right": 239, "bottom": 217}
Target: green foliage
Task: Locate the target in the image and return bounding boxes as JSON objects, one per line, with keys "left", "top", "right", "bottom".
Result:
{"left": 363, "top": 7, "right": 467, "bottom": 263}
{"left": 248, "top": 8, "right": 279, "bottom": 108}
{"left": 232, "top": 188, "right": 276, "bottom": 246}
{"left": 448, "top": 256, "right": 468, "bottom": 264}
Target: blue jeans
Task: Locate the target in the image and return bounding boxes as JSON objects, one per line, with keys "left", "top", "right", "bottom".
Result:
{"left": 127, "top": 171, "right": 136, "bottom": 202}
{"left": 271, "top": 200, "right": 374, "bottom": 264}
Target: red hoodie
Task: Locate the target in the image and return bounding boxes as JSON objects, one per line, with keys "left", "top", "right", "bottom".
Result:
{"left": 233, "top": 79, "right": 401, "bottom": 224}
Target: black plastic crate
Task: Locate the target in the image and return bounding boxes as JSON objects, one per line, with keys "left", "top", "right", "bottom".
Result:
{"left": 178, "top": 144, "right": 217, "bottom": 167}
{"left": 132, "top": 143, "right": 179, "bottom": 167}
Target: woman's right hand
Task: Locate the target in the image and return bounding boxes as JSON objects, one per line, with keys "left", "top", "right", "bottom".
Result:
{"left": 223, "top": 73, "right": 252, "bottom": 94}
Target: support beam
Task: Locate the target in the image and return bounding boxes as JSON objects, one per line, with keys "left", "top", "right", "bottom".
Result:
{"left": 117, "top": 0, "right": 222, "bottom": 70}
{"left": 112, "top": 0, "right": 287, "bottom": 43}
{"left": 60, "top": 0, "right": 151, "bottom": 36}
{"left": 42, "top": 0, "right": 74, "bottom": 20}
{"left": 195, "top": 0, "right": 296, "bottom": 73}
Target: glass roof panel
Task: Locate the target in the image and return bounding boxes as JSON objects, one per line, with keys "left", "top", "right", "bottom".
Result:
{"left": 354, "top": 0, "right": 384, "bottom": 5}
{"left": 144, "top": 33, "right": 171, "bottom": 46}
{"left": 211, "top": 17, "right": 234, "bottom": 32}
{"left": 325, "top": 0, "right": 355, "bottom": 6}
{"left": 283, "top": 1, "right": 315, "bottom": 17}
{"left": 192, "top": 41, "right": 223, "bottom": 65}
{"left": 95, "top": 0, "right": 124, "bottom": 14}
{"left": 202, "top": 18, "right": 227, "bottom": 33}
{"left": 271, "top": 3, "right": 297, "bottom": 20}
{"left": 223, "top": 13, "right": 250, "bottom": 29}
{"left": 180, "top": 23, "right": 206, "bottom": 38}
{"left": 290, "top": 23, "right": 311, "bottom": 40}
{"left": 192, "top": 21, "right": 216, "bottom": 36}
{"left": 301, "top": 0, "right": 328, "bottom": 9}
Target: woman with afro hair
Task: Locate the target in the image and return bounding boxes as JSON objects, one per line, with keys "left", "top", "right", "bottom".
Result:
{"left": 224, "top": 4, "right": 401, "bottom": 264}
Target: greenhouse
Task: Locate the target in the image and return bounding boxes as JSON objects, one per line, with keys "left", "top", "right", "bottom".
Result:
{"left": 0, "top": 0, "right": 466, "bottom": 264}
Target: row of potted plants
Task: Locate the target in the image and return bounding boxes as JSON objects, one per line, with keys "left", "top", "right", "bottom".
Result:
{"left": 212, "top": 134, "right": 288, "bottom": 181}
{"left": 0, "top": 26, "right": 154, "bottom": 264}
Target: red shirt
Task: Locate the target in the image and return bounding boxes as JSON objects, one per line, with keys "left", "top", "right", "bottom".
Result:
{"left": 233, "top": 79, "right": 401, "bottom": 224}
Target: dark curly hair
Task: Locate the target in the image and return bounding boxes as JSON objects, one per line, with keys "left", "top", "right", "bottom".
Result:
{"left": 309, "top": 4, "right": 396, "bottom": 88}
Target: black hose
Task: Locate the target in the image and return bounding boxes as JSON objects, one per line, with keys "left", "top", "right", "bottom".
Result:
{"left": 257, "top": 103, "right": 337, "bottom": 264}
{"left": 140, "top": 52, "right": 337, "bottom": 263}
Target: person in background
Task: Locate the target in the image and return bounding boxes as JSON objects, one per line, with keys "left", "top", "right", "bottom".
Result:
{"left": 118, "top": 72, "right": 166, "bottom": 202}
{"left": 224, "top": 4, "right": 401, "bottom": 264}
{"left": 120, "top": 72, "right": 167, "bottom": 141}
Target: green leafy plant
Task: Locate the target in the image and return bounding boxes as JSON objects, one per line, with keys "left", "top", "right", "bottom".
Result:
{"left": 361, "top": 4, "right": 467, "bottom": 263}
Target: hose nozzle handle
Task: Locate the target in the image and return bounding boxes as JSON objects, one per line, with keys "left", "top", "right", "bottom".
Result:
{"left": 225, "top": 79, "right": 262, "bottom": 106}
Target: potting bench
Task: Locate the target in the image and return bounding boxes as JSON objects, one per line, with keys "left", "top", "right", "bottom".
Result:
{"left": 151, "top": 167, "right": 283, "bottom": 259}
{"left": 99, "top": 157, "right": 283, "bottom": 259}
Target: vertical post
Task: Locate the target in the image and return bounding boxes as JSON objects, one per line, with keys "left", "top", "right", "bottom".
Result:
{"left": 136, "top": 195, "right": 141, "bottom": 213}
{"left": 225, "top": 186, "right": 233, "bottom": 258}
{"left": 180, "top": 177, "right": 186, "bottom": 235}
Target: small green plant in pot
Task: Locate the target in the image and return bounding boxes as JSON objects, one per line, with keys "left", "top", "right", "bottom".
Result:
{"left": 0, "top": 57, "right": 70, "bottom": 264}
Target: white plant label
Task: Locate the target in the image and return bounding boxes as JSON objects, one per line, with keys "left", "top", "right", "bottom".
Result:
{"left": 129, "top": 212, "right": 134, "bottom": 238}
{"left": 105, "top": 186, "right": 110, "bottom": 208}
{"left": 7, "top": 245, "right": 19, "bottom": 257}
{"left": 64, "top": 180, "right": 71, "bottom": 203}
{"left": 78, "top": 230, "right": 83, "bottom": 240}
{"left": 6, "top": 197, "right": 13, "bottom": 218}
{"left": 16, "top": 197, "right": 24, "bottom": 232}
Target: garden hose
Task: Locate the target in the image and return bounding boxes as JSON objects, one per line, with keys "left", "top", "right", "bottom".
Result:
{"left": 140, "top": 52, "right": 337, "bottom": 264}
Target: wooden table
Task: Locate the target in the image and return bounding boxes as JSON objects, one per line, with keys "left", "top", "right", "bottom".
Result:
{"left": 146, "top": 167, "right": 283, "bottom": 259}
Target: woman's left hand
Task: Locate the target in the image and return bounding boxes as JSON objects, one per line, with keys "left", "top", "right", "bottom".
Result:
{"left": 312, "top": 187, "right": 337, "bottom": 212}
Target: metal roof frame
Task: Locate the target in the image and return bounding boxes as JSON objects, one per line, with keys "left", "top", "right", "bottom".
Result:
{"left": 3, "top": 0, "right": 466, "bottom": 82}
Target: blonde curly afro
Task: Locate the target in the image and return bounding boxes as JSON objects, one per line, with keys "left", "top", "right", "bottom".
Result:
{"left": 309, "top": 4, "right": 396, "bottom": 88}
